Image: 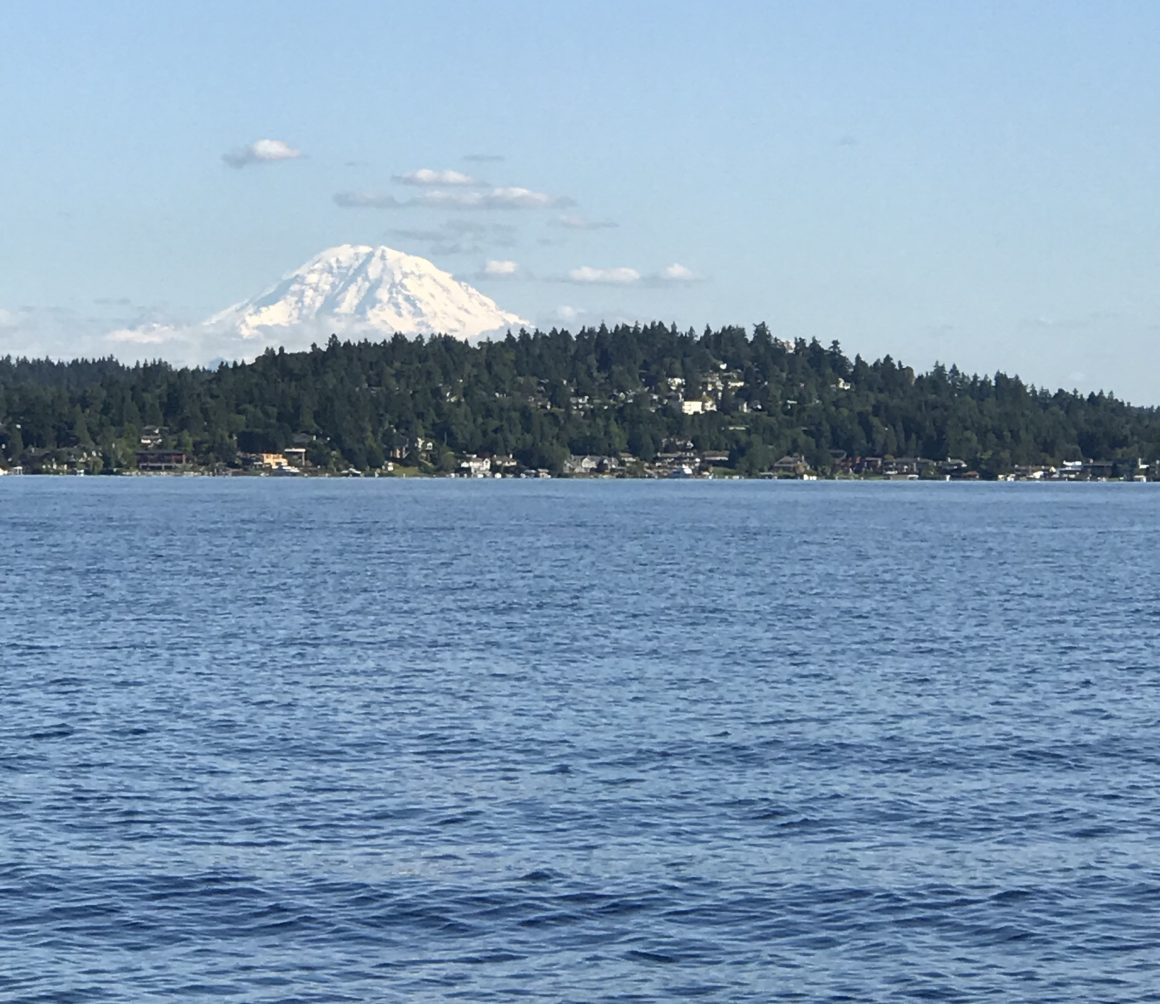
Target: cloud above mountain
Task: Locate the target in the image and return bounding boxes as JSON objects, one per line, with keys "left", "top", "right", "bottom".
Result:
{"left": 333, "top": 191, "right": 402, "bottom": 208}
{"left": 222, "top": 138, "right": 302, "bottom": 168}
{"left": 658, "top": 263, "right": 699, "bottom": 283}
{"left": 416, "top": 186, "right": 572, "bottom": 210}
{"left": 478, "top": 259, "right": 522, "bottom": 279}
{"left": 386, "top": 220, "right": 518, "bottom": 257}
{"left": 334, "top": 173, "right": 572, "bottom": 211}
{"left": 559, "top": 263, "right": 701, "bottom": 286}
{"left": 393, "top": 168, "right": 476, "bottom": 186}
{"left": 566, "top": 265, "right": 641, "bottom": 285}
{"left": 553, "top": 214, "right": 618, "bottom": 230}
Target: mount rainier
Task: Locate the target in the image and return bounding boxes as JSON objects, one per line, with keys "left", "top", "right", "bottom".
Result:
{"left": 109, "top": 245, "right": 529, "bottom": 362}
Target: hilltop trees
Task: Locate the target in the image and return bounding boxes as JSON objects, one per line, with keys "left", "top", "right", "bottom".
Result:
{"left": 0, "top": 324, "right": 1158, "bottom": 474}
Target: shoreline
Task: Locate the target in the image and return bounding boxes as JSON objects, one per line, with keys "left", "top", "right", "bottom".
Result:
{"left": 2, "top": 469, "right": 1152, "bottom": 484}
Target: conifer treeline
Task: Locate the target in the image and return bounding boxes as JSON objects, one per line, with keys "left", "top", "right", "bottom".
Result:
{"left": 1, "top": 323, "right": 1157, "bottom": 475}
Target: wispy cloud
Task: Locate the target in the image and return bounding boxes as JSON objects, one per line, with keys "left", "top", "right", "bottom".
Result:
{"left": 336, "top": 185, "right": 569, "bottom": 212}
{"left": 425, "top": 243, "right": 477, "bottom": 257}
{"left": 386, "top": 219, "right": 519, "bottom": 257}
{"left": 657, "top": 263, "right": 699, "bottom": 283}
{"left": 537, "top": 304, "right": 642, "bottom": 331}
{"left": 557, "top": 262, "right": 702, "bottom": 286}
{"left": 1, "top": 303, "right": 184, "bottom": 361}
{"left": 553, "top": 213, "right": 618, "bottom": 231}
{"left": 106, "top": 323, "right": 173, "bottom": 346}
{"left": 417, "top": 186, "right": 572, "bottom": 210}
{"left": 394, "top": 168, "right": 476, "bottom": 186}
{"left": 222, "top": 138, "right": 302, "bottom": 169}
{"left": 388, "top": 226, "right": 450, "bottom": 243}
{"left": 550, "top": 304, "right": 583, "bottom": 324}
{"left": 441, "top": 220, "right": 518, "bottom": 247}
{"left": 443, "top": 219, "right": 517, "bottom": 239}
{"left": 478, "top": 259, "right": 522, "bottom": 279}
{"left": 566, "top": 265, "right": 641, "bottom": 285}
{"left": 1020, "top": 310, "right": 1119, "bottom": 331}
{"left": 333, "top": 191, "right": 402, "bottom": 208}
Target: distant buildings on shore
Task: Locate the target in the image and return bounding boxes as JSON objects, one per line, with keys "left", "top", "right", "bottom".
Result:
{"left": 5, "top": 425, "right": 1157, "bottom": 482}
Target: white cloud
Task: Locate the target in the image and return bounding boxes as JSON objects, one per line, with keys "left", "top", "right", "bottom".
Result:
{"left": 335, "top": 185, "right": 567, "bottom": 212}
{"left": 537, "top": 304, "right": 643, "bottom": 331}
{"left": 427, "top": 243, "right": 475, "bottom": 257}
{"left": 417, "top": 186, "right": 571, "bottom": 210}
{"left": 1, "top": 303, "right": 185, "bottom": 360}
{"left": 385, "top": 219, "right": 518, "bottom": 257}
{"left": 331, "top": 183, "right": 566, "bottom": 214}
{"left": 333, "top": 191, "right": 402, "bottom": 208}
{"left": 394, "top": 168, "right": 476, "bottom": 186}
{"left": 222, "top": 138, "right": 302, "bottom": 169}
{"left": 565, "top": 265, "right": 641, "bottom": 285}
{"left": 553, "top": 262, "right": 702, "bottom": 286}
{"left": 444, "top": 219, "right": 516, "bottom": 238}
{"left": 480, "top": 259, "right": 521, "bottom": 278}
{"left": 388, "top": 226, "right": 448, "bottom": 242}
{"left": 105, "top": 323, "right": 175, "bottom": 345}
{"left": 553, "top": 213, "right": 617, "bottom": 230}
{"left": 658, "top": 262, "right": 699, "bottom": 282}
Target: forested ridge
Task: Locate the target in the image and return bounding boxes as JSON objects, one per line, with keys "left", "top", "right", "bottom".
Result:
{"left": 1, "top": 323, "right": 1157, "bottom": 476}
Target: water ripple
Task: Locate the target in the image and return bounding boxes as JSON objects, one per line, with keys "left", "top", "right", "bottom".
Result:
{"left": 2, "top": 479, "right": 1159, "bottom": 1001}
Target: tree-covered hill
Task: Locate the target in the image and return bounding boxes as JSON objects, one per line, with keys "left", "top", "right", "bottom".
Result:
{"left": 1, "top": 323, "right": 1157, "bottom": 476}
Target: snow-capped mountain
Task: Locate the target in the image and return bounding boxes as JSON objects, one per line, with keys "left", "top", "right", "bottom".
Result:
{"left": 206, "top": 244, "right": 528, "bottom": 342}
{"left": 104, "top": 245, "right": 529, "bottom": 365}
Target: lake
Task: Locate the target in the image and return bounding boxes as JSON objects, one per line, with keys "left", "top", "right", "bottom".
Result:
{"left": 2, "top": 478, "right": 1158, "bottom": 1002}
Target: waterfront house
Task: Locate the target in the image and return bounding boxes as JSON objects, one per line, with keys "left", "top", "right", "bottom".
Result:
{"left": 772, "top": 454, "right": 807, "bottom": 477}
{"left": 564, "top": 455, "right": 602, "bottom": 476}
{"left": 137, "top": 450, "right": 186, "bottom": 472}
{"left": 458, "top": 455, "right": 492, "bottom": 477}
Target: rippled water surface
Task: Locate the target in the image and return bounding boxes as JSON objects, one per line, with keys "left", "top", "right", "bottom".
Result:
{"left": 3, "top": 478, "right": 1159, "bottom": 1002}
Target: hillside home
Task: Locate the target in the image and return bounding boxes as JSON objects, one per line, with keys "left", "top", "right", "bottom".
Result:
{"left": 137, "top": 450, "right": 186, "bottom": 472}
{"left": 458, "top": 455, "right": 491, "bottom": 477}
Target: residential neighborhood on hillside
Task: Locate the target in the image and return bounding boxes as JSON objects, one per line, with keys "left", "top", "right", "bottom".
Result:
{"left": 3, "top": 327, "right": 1159, "bottom": 480}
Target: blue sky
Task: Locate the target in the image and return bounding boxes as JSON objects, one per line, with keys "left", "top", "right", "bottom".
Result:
{"left": 2, "top": 1, "right": 1158, "bottom": 402}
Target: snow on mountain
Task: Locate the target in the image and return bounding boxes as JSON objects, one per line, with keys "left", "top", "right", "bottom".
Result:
{"left": 206, "top": 244, "right": 528, "bottom": 343}
{"left": 104, "top": 245, "right": 529, "bottom": 365}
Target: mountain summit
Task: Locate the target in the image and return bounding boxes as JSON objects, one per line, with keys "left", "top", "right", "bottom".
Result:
{"left": 104, "top": 245, "right": 530, "bottom": 364}
{"left": 206, "top": 244, "right": 528, "bottom": 343}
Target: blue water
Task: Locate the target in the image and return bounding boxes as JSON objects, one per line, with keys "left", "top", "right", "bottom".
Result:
{"left": 2, "top": 479, "right": 1159, "bottom": 1002}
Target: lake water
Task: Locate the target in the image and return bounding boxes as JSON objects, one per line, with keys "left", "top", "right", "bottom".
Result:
{"left": 2, "top": 478, "right": 1159, "bottom": 1002}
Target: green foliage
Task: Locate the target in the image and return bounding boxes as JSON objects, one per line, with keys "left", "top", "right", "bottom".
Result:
{"left": 0, "top": 325, "right": 1157, "bottom": 475}
{"left": 237, "top": 428, "right": 280, "bottom": 453}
